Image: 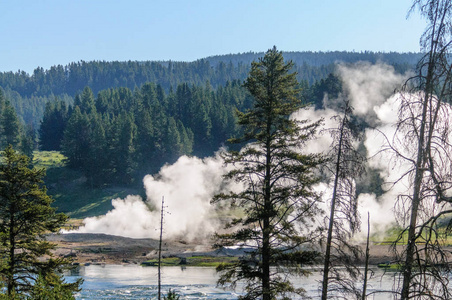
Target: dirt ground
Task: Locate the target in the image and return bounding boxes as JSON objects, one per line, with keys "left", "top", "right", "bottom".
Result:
{"left": 47, "top": 233, "right": 403, "bottom": 266}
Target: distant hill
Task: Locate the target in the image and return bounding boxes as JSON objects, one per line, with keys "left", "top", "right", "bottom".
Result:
{"left": 0, "top": 51, "right": 422, "bottom": 98}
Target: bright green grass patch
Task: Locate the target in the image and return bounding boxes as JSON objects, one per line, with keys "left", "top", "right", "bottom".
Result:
{"left": 33, "top": 151, "right": 67, "bottom": 169}
{"left": 142, "top": 256, "right": 239, "bottom": 267}
{"left": 374, "top": 225, "right": 452, "bottom": 246}
{"left": 377, "top": 263, "right": 403, "bottom": 270}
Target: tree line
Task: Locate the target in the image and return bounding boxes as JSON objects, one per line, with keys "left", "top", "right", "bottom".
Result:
{"left": 39, "top": 81, "right": 251, "bottom": 186}
{"left": 0, "top": 51, "right": 420, "bottom": 133}
{"left": 0, "top": 51, "right": 420, "bottom": 99}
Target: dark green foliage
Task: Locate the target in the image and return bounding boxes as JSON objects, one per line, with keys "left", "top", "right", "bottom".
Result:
{"left": 306, "top": 73, "right": 343, "bottom": 109}
{"left": 108, "top": 113, "right": 137, "bottom": 185}
{"left": 39, "top": 98, "right": 69, "bottom": 151}
{"left": 20, "top": 124, "right": 36, "bottom": 159}
{"left": 79, "top": 87, "right": 96, "bottom": 115}
{"left": 0, "top": 89, "right": 36, "bottom": 157}
{"left": 30, "top": 272, "right": 81, "bottom": 300}
{"left": 213, "top": 47, "right": 324, "bottom": 300}
{"left": 61, "top": 106, "right": 90, "bottom": 170}
{"left": 55, "top": 80, "right": 248, "bottom": 186}
{"left": 2, "top": 101, "right": 21, "bottom": 148}
{"left": 85, "top": 114, "right": 107, "bottom": 187}
{"left": 0, "top": 146, "right": 81, "bottom": 298}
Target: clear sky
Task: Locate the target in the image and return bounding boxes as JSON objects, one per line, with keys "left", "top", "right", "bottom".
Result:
{"left": 0, "top": 0, "right": 427, "bottom": 74}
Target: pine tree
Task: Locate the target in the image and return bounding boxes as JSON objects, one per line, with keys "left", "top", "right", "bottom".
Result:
{"left": 1, "top": 101, "right": 21, "bottom": 149}
{"left": 85, "top": 114, "right": 107, "bottom": 187}
{"left": 0, "top": 146, "right": 81, "bottom": 298}
{"left": 39, "top": 99, "right": 68, "bottom": 151}
{"left": 80, "top": 86, "right": 96, "bottom": 115}
{"left": 61, "top": 106, "right": 90, "bottom": 169}
{"left": 20, "top": 124, "right": 36, "bottom": 159}
{"left": 213, "top": 47, "right": 324, "bottom": 300}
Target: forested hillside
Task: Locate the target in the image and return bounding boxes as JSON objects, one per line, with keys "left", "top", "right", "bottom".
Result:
{"left": 0, "top": 51, "right": 420, "bottom": 128}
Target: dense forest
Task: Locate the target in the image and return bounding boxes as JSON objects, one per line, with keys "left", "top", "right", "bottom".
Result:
{"left": 0, "top": 51, "right": 420, "bottom": 128}
{"left": 1, "top": 77, "right": 344, "bottom": 187}
{"left": 40, "top": 82, "right": 251, "bottom": 186}
{"left": 0, "top": 51, "right": 415, "bottom": 187}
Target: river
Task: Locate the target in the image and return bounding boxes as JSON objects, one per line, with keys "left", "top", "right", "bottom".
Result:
{"left": 68, "top": 265, "right": 397, "bottom": 299}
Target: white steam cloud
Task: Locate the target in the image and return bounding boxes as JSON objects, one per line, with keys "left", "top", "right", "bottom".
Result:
{"left": 294, "top": 63, "right": 410, "bottom": 237}
{"left": 73, "top": 154, "right": 232, "bottom": 240}
{"left": 337, "top": 62, "right": 406, "bottom": 120}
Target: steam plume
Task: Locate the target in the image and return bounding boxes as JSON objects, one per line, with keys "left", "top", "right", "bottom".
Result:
{"left": 73, "top": 154, "right": 231, "bottom": 240}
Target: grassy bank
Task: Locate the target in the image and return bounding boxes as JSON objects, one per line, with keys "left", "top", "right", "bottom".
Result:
{"left": 33, "top": 151, "right": 143, "bottom": 219}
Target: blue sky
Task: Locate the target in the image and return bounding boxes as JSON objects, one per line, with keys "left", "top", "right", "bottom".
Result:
{"left": 0, "top": 0, "right": 426, "bottom": 74}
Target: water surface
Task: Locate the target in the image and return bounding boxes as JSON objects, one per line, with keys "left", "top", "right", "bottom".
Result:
{"left": 68, "top": 265, "right": 397, "bottom": 299}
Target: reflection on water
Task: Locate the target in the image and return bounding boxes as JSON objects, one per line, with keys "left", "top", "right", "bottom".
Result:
{"left": 67, "top": 265, "right": 397, "bottom": 299}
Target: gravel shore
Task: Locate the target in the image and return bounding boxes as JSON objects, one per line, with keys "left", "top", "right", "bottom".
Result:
{"left": 47, "top": 233, "right": 407, "bottom": 266}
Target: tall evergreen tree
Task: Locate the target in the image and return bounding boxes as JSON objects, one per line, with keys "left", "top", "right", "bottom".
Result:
{"left": 0, "top": 146, "right": 81, "bottom": 298}
{"left": 20, "top": 124, "right": 36, "bottom": 159}
{"left": 80, "top": 86, "right": 96, "bottom": 115}
{"left": 61, "top": 106, "right": 90, "bottom": 170}
{"left": 213, "top": 47, "right": 324, "bottom": 300}
{"left": 39, "top": 99, "right": 68, "bottom": 151}
{"left": 1, "top": 101, "right": 21, "bottom": 148}
{"left": 85, "top": 114, "right": 107, "bottom": 187}
{"left": 108, "top": 114, "right": 137, "bottom": 185}
{"left": 135, "top": 109, "right": 157, "bottom": 176}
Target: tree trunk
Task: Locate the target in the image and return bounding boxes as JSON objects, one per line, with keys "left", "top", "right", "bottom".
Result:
{"left": 8, "top": 207, "right": 15, "bottom": 297}
{"left": 362, "top": 212, "right": 371, "bottom": 300}
{"left": 400, "top": 87, "right": 430, "bottom": 300}
{"left": 262, "top": 111, "right": 272, "bottom": 300}
{"left": 321, "top": 117, "right": 345, "bottom": 300}
{"left": 158, "top": 197, "right": 164, "bottom": 300}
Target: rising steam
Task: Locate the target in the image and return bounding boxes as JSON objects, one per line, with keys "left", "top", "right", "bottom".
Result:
{"left": 74, "top": 154, "right": 232, "bottom": 240}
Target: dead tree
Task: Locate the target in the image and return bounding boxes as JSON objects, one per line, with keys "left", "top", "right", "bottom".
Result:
{"left": 320, "top": 98, "right": 365, "bottom": 299}
{"left": 362, "top": 212, "right": 371, "bottom": 300}
{"left": 158, "top": 196, "right": 165, "bottom": 300}
{"left": 385, "top": 1, "right": 452, "bottom": 298}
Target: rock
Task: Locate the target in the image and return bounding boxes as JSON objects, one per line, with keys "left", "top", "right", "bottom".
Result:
{"left": 64, "top": 252, "right": 77, "bottom": 258}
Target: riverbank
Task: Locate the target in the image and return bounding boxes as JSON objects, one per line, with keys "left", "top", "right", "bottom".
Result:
{"left": 47, "top": 233, "right": 409, "bottom": 267}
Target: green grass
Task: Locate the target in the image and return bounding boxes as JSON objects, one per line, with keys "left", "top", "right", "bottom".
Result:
{"left": 373, "top": 224, "right": 452, "bottom": 246}
{"left": 142, "top": 256, "right": 238, "bottom": 267}
{"left": 33, "top": 151, "right": 67, "bottom": 169}
{"left": 377, "top": 263, "right": 403, "bottom": 270}
{"left": 33, "top": 151, "right": 143, "bottom": 219}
